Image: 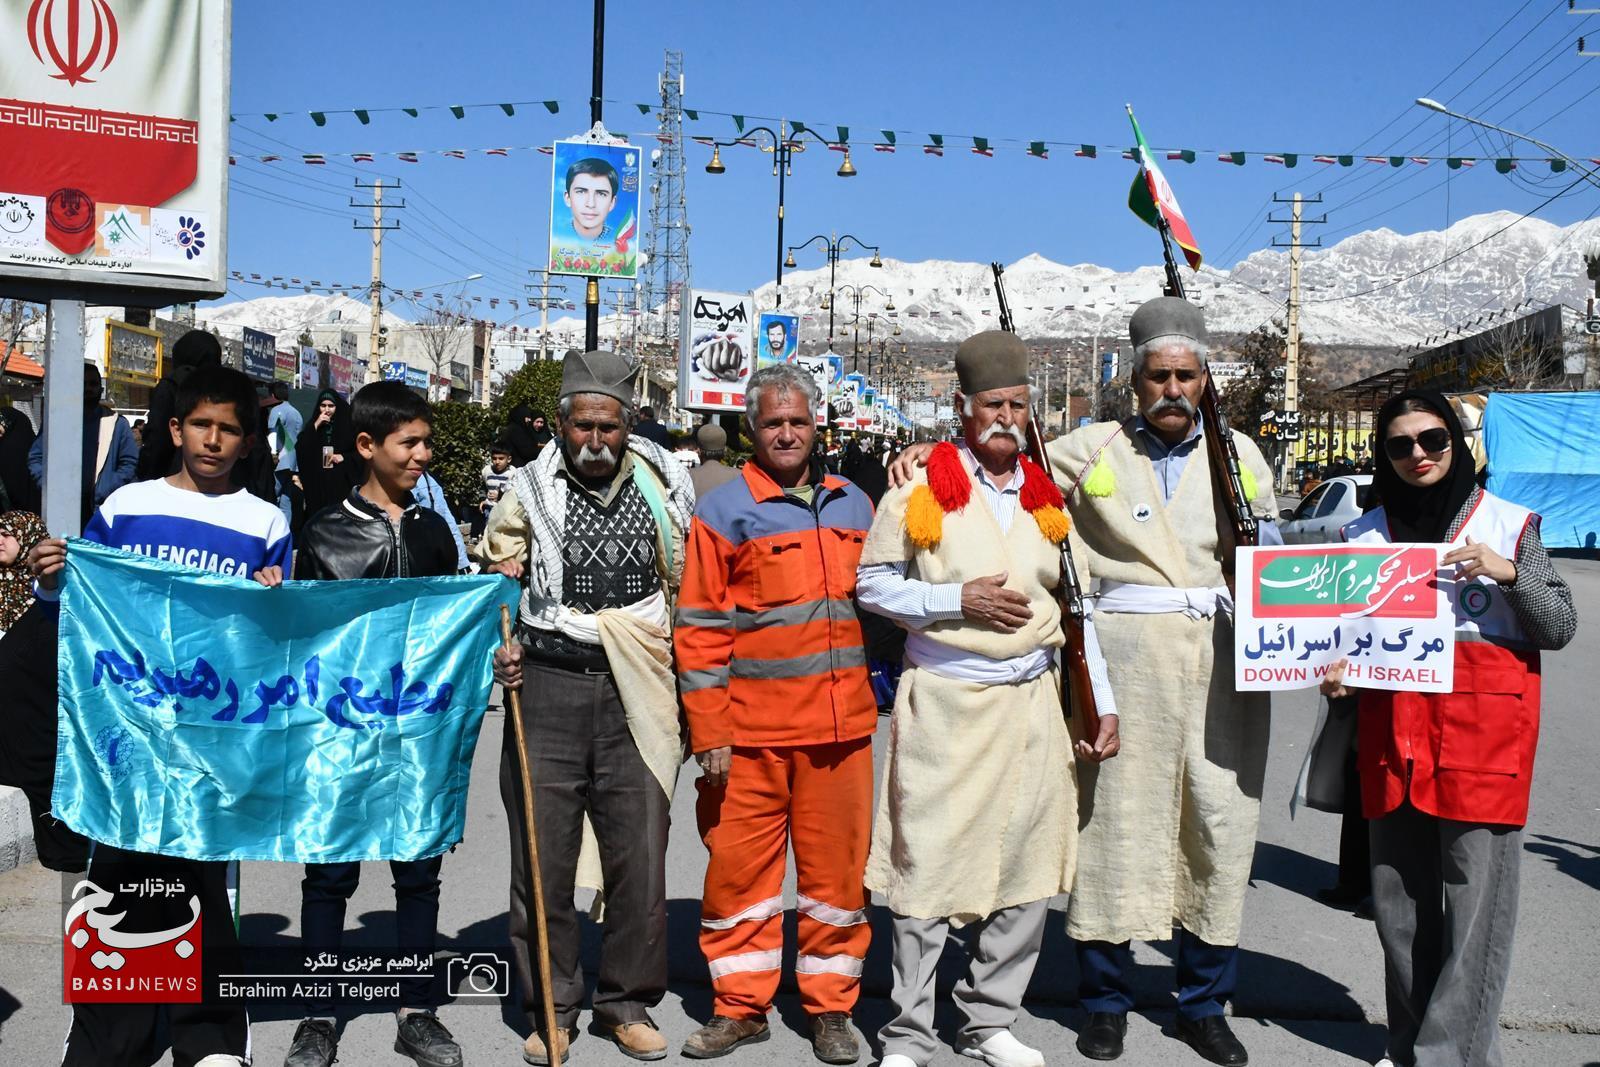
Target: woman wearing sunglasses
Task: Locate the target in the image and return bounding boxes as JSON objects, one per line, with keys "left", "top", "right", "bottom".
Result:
{"left": 1323, "top": 389, "right": 1576, "bottom": 1067}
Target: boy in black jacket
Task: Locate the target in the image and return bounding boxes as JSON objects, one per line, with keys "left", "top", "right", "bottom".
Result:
{"left": 285, "top": 382, "right": 461, "bottom": 1067}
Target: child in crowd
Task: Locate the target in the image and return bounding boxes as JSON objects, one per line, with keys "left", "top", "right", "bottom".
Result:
{"left": 283, "top": 381, "right": 462, "bottom": 1067}
{"left": 473, "top": 441, "right": 514, "bottom": 540}
{"left": 29, "top": 365, "right": 291, "bottom": 1067}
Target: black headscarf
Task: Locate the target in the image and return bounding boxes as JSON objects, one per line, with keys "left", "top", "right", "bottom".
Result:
{"left": 1373, "top": 389, "right": 1476, "bottom": 543}
{"left": 0, "top": 408, "right": 39, "bottom": 513}
{"left": 504, "top": 403, "right": 542, "bottom": 466}
{"left": 295, "top": 390, "right": 360, "bottom": 517}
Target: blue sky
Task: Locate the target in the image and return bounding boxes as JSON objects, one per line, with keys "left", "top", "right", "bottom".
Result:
{"left": 220, "top": 0, "right": 1600, "bottom": 319}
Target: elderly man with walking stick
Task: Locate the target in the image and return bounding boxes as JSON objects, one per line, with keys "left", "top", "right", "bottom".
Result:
{"left": 482, "top": 349, "right": 696, "bottom": 1065}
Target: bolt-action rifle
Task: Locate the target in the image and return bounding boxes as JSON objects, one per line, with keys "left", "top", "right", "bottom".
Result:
{"left": 991, "top": 261, "right": 1101, "bottom": 743}
{"left": 1148, "top": 217, "right": 1259, "bottom": 551}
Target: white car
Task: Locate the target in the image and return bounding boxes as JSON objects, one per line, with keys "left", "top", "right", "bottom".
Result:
{"left": 1278, "top": 474, "right": 1375, "bottom": 544}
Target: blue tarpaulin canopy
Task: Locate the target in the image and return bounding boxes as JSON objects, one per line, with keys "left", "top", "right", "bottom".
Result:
{"left": 1484, "top": 392, "right": 1600, "bottom": 550}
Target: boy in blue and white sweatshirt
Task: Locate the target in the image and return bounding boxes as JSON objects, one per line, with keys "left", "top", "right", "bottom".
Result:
{"left": 30, "top": 365, "right": 289, "bottom": 1067}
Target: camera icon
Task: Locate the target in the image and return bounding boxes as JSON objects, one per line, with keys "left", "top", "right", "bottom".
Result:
{"left": 447, "top": 952, "right": 510, "bottom": 998}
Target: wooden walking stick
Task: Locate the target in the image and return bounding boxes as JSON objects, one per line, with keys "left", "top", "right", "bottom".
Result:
{"left": 500, "top": 604, "right": 563, "bottom": 1054}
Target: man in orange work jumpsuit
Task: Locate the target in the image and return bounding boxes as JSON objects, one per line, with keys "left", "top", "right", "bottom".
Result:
{"left": 674, "top": 363, "right": 879, "bottom": 1064}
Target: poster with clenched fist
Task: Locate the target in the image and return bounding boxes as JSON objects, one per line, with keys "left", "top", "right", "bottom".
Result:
{"left": 678, "top": 288, "right": 755, "bottom": 413}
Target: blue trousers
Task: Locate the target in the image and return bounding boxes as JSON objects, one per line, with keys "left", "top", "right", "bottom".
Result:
{"left": 1075, "top": 928, "right": 1237, "bottom": 1020}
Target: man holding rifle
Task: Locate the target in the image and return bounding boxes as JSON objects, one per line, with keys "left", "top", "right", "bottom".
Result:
{"left": 858, "top": 331, "right": 1118, "bottom": 1067}
{"left": 1048, "top": 297, "right": 1276, "bottom": 1065}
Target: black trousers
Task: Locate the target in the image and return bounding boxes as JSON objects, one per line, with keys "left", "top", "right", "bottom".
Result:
{"left": 299, "top": 855, "right": 445, "bottom": 1012}
{"left": 499, "top": 660, "right": 669, "bottom": 1031}
{"left": 62, "top": 845, "right": 248, "bottom": 1067}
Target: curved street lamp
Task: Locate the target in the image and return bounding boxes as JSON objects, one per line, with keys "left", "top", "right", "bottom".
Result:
{"left": 788, "top": 233, "right": 885, "bottom": 338}
{"left": 703, "top": 121, "right": 857, "bottom": 306}
{"left": 834, "top": 283, "right": 895, "bottom": 370}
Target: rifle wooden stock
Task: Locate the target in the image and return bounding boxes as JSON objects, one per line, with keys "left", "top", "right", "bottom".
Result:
{"left": 992, "top": 260, "right": 1103, "bottom": 743}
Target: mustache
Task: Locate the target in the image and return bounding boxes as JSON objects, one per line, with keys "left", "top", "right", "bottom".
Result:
{"left": 567, "top": 442, "right": 617, "bottom": 467}
{"left": 1145, "top": 395, "right": 1199, "bottom": 420}
{"left": 977, "top": 421, "right": 1028, "bottom": 448}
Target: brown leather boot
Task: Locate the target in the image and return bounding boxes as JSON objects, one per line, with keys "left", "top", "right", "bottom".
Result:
{"left": 681, "top": 1016, "right": 771, "bottom": 1059}
{"left": 522, "top": 1028, "right": 572, "bottom": 1066}
{"left": 810, "top": 1012, "right": 860, "bottom": 1065}
{"left": 609, "top": 1020, "right": 669, "bottom": 1061}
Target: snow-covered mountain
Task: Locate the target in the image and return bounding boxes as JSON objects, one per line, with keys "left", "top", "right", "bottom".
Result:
{"left": 754, "top": 211, "right": 1600, "bottom": 349}
{"left": 203, "top": 211, "right": 1600, "bottom": 351}
{"left": 197, "top": 293, "right": 409, "bottom": 338}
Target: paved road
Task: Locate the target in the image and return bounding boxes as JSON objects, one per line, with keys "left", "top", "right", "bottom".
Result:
{"left": 2, "top": 558, "right": 1597, "bottom": 1066}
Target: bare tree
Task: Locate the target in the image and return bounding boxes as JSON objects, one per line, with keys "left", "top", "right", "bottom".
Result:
{"left": 1478, "top": 314, "right": 1566, "bottom": 391}
{"left": 1, "top": 298, "right": 41, "bottom": 362}
{"left": 411, "top": 298, "right": 473, "bottom": 401}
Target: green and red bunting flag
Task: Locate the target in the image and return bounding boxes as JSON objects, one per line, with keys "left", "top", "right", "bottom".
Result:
{"left": 444, "top": 150, "right": 466, "bottom": 159}
{"left": 1127, "top": 106, "right": 1202, "bottom": 271}
{"left": 351, "top": 152, "right": 374, "bottom": 163}
{"left": 1076, "top": 144, "right": 1096, "bottom": 157}
{"left": 1029, "top": 141, "right": 1048, "bottom": 159}
{"left": 397, "top": 152, "right": 419, "bottom": 163}
{"left": 972, "top": 137, "right": 993, "bottom": 156}
{"left": 874, "top": 142, "right": 896, "bottom": 153}
{"left": 924, "top": 133, "right": 944, "bottom": 156}
{"left": 302, "top": 154, "right": 326, "bottom": 165}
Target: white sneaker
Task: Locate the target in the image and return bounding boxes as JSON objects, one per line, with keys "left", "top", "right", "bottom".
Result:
{"left": 1374, "top": 1060, "right": 1398, "bottom": 1067}
{"left": 880, "top": 1055, "right": 921, "bottom": 1067}
{"left": 958, "top": 1031, "right": 1045, "bottom": 1067}
{"left": 192, "top": 1057, "right": 246, "bottom": 1067}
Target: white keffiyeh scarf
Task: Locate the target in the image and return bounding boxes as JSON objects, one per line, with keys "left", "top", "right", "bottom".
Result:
{"left": 507, "top": 433, "right": 694, "bottom": 640}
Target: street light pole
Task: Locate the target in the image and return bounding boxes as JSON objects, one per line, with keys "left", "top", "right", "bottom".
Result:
{"left": 1415, "top": 98, "right": 1600, "bottom": 195}
{"left": 707, "top": 125, "right": 856, "bottom": 308}
{"left": 585, "top": 0, "right": 605, "bottom": 353}
{"left": 789, "top": 232, "right": 884, "bottom": 343}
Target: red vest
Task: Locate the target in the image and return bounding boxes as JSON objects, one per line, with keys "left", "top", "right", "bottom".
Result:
{"left": 1343, "top": 492, "right": 1541, "bottom": 826}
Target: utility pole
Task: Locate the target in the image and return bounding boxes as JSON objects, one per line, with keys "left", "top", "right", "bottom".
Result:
{"left": 1270, "top": 192, "right": 1325, "bottom": 492}
{"left": 585, "top": 0, "right": 606, "bottom": 353}
{"left": 354, "top": 178, "right": 403, "bottom": 384}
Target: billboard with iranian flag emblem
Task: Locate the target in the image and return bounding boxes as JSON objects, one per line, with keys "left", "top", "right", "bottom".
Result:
{"left": 0, "top": 0, "right": 230, "bottom": 302}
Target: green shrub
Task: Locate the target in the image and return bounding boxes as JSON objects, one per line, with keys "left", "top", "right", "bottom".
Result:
{"left": 493, "top": 361, "right": 563, "bottom": 425}
{"left": 429, "top": 401, "right": 499, "bottom": 511}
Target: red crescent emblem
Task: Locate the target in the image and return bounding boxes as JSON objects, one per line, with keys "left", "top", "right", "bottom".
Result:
{"left": 27, "top": 0, "right": 120, "bottom": 86}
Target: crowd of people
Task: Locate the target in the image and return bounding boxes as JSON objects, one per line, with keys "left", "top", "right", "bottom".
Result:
{"left": 0, "top": 297, "right": 1578, "bottom": 1067}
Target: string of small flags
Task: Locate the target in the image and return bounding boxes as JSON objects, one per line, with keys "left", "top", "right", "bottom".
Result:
{"left": 227, "top": 270, "right": 580, "bottom": 312}
{"left": 228, "top": 141, "right": 1599, "bottom": 175}
{"left": 227, "top": 97, "right": 1600, "bottom": 173}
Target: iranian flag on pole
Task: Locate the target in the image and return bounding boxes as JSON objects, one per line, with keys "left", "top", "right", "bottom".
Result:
{"left": 1126, "top": 106, "right": 1202, "bottom": 271}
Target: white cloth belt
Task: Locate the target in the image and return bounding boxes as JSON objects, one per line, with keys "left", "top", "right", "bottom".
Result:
{"left": 526, "top": 588, "right": 670, "bottom": 646}
{"left": 904, "top": 630, "right": 1054, "bottom": 685}
{"left": 1091, "top": 580, "right": 1234, "bottom": 621}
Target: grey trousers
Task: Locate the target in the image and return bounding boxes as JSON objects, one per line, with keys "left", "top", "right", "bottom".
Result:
{"left": 1369, "top": 801, "right": 1522, "bottom": 1067}
{"left": 879, "top": 899, "right": 1049, "bottom": 1062}
{"left": 499, "top": 661, "right": 670, "bottom": 1031}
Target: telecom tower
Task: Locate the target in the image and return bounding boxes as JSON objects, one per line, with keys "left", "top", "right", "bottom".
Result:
{"left": 639, "top": 50, "right": 690, "bottom": 372}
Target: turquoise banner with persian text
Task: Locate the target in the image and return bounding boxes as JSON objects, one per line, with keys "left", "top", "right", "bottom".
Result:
{"left": 53, "top": 539, "right": 518, "bottom": 863}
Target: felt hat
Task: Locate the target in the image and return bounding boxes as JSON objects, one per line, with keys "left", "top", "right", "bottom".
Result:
{"left": 695, "top": 423, "right": 727, "bottom": 451}
{"left": 953, "top": 330, "right": 1030, "bottom": 396}
{"left": 1128, "top": 296, "right": 1207, "bottom": 350}
{"left": 559, "top": 349, "right": 636, "bottom": 405}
